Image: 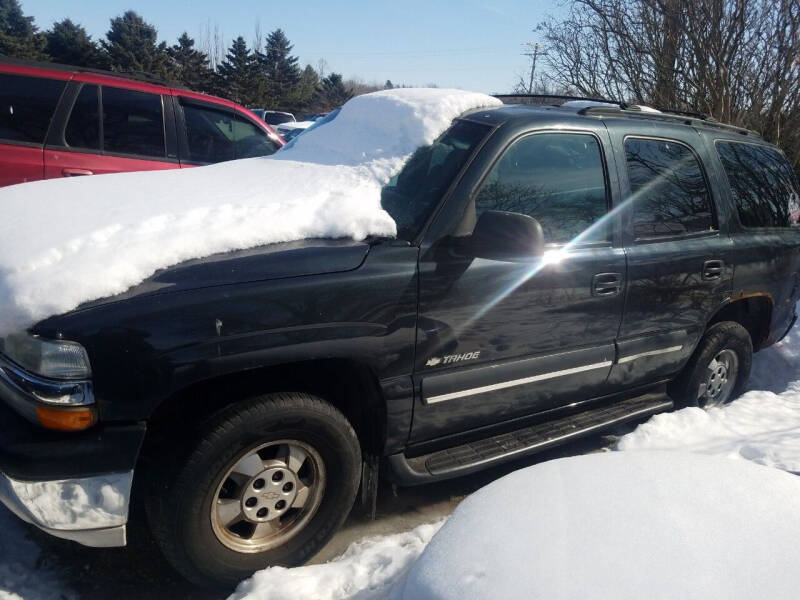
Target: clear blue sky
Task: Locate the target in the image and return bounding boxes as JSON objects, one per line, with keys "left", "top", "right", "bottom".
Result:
{"left": 21, "top": 0, "right": 563, "bottom": 93}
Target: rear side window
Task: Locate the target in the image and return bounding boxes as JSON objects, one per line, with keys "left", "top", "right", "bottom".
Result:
{"left": 65, "top": 84, "right": 100, "bottom": 150}
{"left": 0, "top": 73, "right": 65, "bottom": 145}
{"left": 474, "top": 132, "right": 609, "bottom": 244}
{"left": 181, "top": 103, "right": 236, "bottom": 164}
{"left": 102, "top": 86, "right": 166, "bottom": 158}
{"left": 624, "top": 138, "right": 716, "bottom": 239}
{"left": 232, "top": 115, "right": 279, "bottom": 159}
{"left": 716, "top": 141, "right": 800, "bottom": 228}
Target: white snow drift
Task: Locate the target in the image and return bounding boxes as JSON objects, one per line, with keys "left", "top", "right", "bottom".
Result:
{"left": 228, "top": 521, "right": 443, "bottom": 600}
{"left": 400, "top": 451, "right": 800, "bottom": 600}
{"left": 0, "top": 88, "right": 500, "bottom": 335}
{"left": 617, "top": 325, "right": 800, "bottom": 472}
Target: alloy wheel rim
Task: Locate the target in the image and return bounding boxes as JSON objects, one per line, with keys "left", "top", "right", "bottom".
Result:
{"left": 210, "top": 439, "right": 325, "bottom": 553}
{"left": 697, "top": 349, "right": 738, "bottom": 408}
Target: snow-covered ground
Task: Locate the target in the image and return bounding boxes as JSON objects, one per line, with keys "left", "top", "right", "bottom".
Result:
{"left": 3, "top": 325, "right": 800, "bottom": 599}
{"left": 617, "top": 325, "right": 800, "bottom": 472}
{"left": 0, "top": 88, "right": 501, "bottom": 335}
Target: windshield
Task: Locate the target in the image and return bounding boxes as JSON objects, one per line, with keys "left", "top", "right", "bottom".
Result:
{"left": 381, "top": 119, "right": 492, "bottom": 241}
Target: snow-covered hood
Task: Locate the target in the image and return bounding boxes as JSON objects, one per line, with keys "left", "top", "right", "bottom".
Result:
{"left": 0, "top": 88, "right": 501, "bottom": 334}
{"left": 78, "top": 239, "right": 371, "bottom": 310}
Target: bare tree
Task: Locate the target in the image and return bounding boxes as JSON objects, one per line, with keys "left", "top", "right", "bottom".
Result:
{"left": 541, "top": 0, "right": 800, "bottom": 167}
{"left": 199, "top": 20, "right": 224, "bottom": 71}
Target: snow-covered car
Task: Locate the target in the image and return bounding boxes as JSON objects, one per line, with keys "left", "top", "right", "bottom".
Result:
{"left": 400, "top": 451, "right": 800, "bottom": 599}
{"left": 0, "top": 88, "right": 799, "bottom": 588}
{"left": 274, "top": 120, "right": 314, "bottom": 142}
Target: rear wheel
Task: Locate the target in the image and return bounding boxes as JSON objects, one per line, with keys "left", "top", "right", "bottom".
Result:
{"left": 145, "top": 392, "right": 361, "bottom": 587}
{"left": 669, "top": 321, "right": 752, "bottom": 409}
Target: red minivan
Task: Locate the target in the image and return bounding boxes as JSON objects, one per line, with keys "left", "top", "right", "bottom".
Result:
{"left": 0, "top": 58, "right": 284, "bottom": 187}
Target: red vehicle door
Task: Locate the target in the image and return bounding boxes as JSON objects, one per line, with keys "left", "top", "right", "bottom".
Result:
{"left": 0, "top": 71, "right": 68, "bottom": 186}
{"left": 44, "top": 82, "right": 179, "bottom": 179}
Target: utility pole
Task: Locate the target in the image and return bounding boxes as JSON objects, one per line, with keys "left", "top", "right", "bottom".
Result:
{"left": 522, "top": 42, "right": 545, "bottom": 94}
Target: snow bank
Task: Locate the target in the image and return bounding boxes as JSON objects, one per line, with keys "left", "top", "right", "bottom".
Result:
{"left": 0, "top": 88, "right": 500, "bottom": 335}
{"left": 617, "top": 325, "right": 800, "bottom": 471}
{"left": 400, "top": 451, "right": 800, "bottom": 600}
{"left": 228, "top": 520, "right": 443, "bottom": 600}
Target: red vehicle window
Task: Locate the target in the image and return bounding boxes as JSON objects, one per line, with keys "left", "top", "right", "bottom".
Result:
{"left": 102, "top": 86, "right": 166, "bottom": 159}
{"left": 232, "top": 114, "right": 281, "bottom": 159}
{"left": 182, "top": 102, "right": 236, "bottom": 164}
{"left": 0, "top": 72, "right": 65, "bottom": 145}
{"left": 65, "top": 84, "right": 100, "bottom": 150}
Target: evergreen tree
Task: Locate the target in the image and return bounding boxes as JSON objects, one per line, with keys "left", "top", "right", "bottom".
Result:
{"left": 102, "top": 11, "right": 173, "bottom": 79}
{"left": 0, "top": 0, "right": 46, "bottom": 60}
{"left": 259, "top": 28, "right": 301, "bottom": 108}
{"left": 216, "top": 36, "right": 263, "bottom": 106}
{"left": 292, "top": 64, "right": 320, "bottom": 112}
{"left": 312, "top": 73, "right": 354, "bottom": 112}
{"left": 384, "top": 80, "right": 394, "bottom": 89}
{"left": 168, "top": 32, "right": 213, "bottom": 91}
{"left": 45, "top": 19, "right": 108, "bottom": 68}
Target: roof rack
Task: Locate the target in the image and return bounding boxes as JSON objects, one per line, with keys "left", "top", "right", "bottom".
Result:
{"left": 494, "top": 93, "right": 624, "bottom": 106}
{"left": 578, "top": 104, "right": 759, "bottom": 137}
{"left": 492, "top": 92, "right": 758, "bottom": 137}
{"left": 0, "top": 55, "right": 188, "bottom": 90}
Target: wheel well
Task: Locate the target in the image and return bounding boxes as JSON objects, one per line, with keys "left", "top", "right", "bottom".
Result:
{"left": 708, "top": 296, "right": 772, "bottom": 351}
{"left": 144, "top": 359, "right": 387, "bottom": 456}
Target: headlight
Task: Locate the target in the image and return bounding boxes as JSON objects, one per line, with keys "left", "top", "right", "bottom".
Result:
{"left": 0, "top": 333, "right": 92, "bottom": 380}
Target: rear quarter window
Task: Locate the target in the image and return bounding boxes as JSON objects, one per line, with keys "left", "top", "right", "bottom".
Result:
{"left": 716, "top": 141, "right": 800, "bottom": 228}
{"left": 0, "top": 72, "right": 66, "bottom": 145}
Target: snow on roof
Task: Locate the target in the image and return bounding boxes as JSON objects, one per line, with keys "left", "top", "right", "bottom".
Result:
{"left": 0, "top": 88, "right": 501, "bottom": 334}
{"left": 400, "top": 451, "right": 800, "bottom": 600}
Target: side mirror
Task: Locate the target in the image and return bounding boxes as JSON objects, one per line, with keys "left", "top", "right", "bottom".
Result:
{"left": 471, "top": 210, "right": 545, "bottom": 260}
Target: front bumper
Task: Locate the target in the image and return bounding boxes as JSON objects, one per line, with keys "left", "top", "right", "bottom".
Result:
{"left": 0, "top": 355, "right": 145, "bottom": 548}
{"left": 0, "top": 469, "right": 132, "bottom": 547}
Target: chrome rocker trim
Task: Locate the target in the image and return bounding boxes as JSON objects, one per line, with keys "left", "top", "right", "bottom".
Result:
{"left": 0, "top": 470, "right": 132, "bottom": 547}
{"left": 617, "top": 345, "right": 683, "bottom": 364}
{"left": 426, "top": 360, "right": 614, "bottom": 404}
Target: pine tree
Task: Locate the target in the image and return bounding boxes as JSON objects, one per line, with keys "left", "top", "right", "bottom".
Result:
{"left": 216, "top": 36, "right": 263, "bottom": 106}
{"left": 45, "top": 19, "right": 108, "bottom": 69}
{"left": 292, "top": 64, "right": 320, "bottom": 113}
{"left": 168, "top": 32, "right": 213, "bottom": 91}
{"left": 312, "top": 73, "right": 354, "bottom": 112}
{"left": 260, "top": 28, "right": 301, "bottom": 108}
{"left": 102, "top": 11, "right": 173, "bottom": 79}
{"left": 384, "top": 80, "right": 394, "bottom": 89}
{"left": 0, "top": 0, "right": 47, "bottom": 60}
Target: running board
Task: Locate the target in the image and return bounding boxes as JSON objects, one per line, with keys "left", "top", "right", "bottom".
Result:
{"left": 386, "top": 392, "right": 673, "bottom": 485}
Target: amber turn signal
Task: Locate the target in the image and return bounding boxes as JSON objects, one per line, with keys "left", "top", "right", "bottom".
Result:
{"left": 35, "top": 405, "right": 96, "bottom": 431}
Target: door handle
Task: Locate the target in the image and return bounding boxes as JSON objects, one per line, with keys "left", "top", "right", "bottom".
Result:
{"left": 702, "top": 260, "right": 724, "bottom": 280}
{"left": 592, "top": 273, "right": 622, "bottom": 297}
{"left": 62, "top": 168, "right": 94, "bottom": 177}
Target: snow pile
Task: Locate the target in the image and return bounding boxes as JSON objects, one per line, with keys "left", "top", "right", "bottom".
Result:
{"left": 0, "top": 88, "right": 500, "bottom": 334}
{"left": 0, "top": 506, "right": 74, "bottom": 600}
{"left": 618, "top": 325, "right": 800, "bottom": 471}
{"left": 228, "top": 520, "right": 443, "bottom": 600}
{"left": 400, "top": 451, "right": 800, "bottom": 600}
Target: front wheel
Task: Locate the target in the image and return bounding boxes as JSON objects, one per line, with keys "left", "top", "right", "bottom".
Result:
{"left": 145, "top": 392, "right": 362, "bottom": 587}
{"left": 669, "top": 321, "right": 753, "bottom": 409}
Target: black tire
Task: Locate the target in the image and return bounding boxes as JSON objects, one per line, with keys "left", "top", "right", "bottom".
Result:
{"left": 145, "top": 392, "right": 361, "bottom": 588}
{"left": 668, "top": 321, "right": 752, "bottom": 408}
